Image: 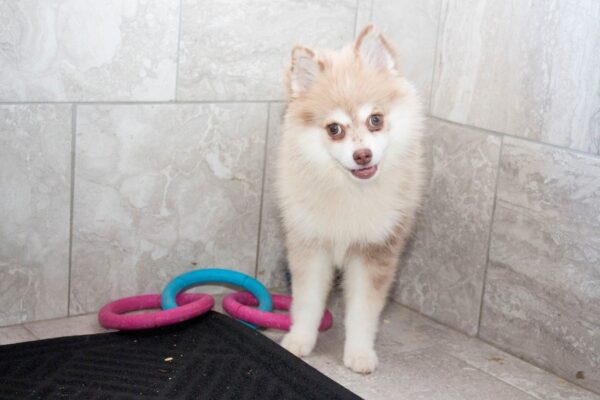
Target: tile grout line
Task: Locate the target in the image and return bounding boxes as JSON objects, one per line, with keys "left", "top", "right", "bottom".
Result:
{"left": 4, "top": 103, "right": 597, "bottom": 157}
{"left": 390, "top": 298, "right": 597, "bottom": 396}
{"left": 427, "top": 0, "right": 444, "bottom": 114}
{"left": 21, "top": 325, "right": 40, "bottom": 340}
{"left": 441, "top": 350, "right": 542, "bottom": 400}
{"left": 67, "top": 104, "right": 77, "bottom": 317}
{"left": 474, "top": 334, "right": 600, "bottom": 396}
{"left": 2, "top": 312, "right": 98, "bottom": 331}
{"left": 173, "top": 0, "right": 183, "bottom": 101}
{"left": 427, "top": 114, "right": 600, "bottom": 160}
{"left": 0, "top": 100, "right": 284, "bottom": 105}
{"left": 476, "top": 134, "right": 503, "bottom": 336}
{"left": 253, "top": 103, "right": 271, "bottom": 278}
{"left": 389, "top": 297, "right": 466, "bottom": 335}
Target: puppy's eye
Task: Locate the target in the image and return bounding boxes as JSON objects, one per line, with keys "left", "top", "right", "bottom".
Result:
{"left": 367, "top": 114, "right": 384, "bottom": 131}
{"left": 326, "top": 123, "right": 345, "bottom": 139}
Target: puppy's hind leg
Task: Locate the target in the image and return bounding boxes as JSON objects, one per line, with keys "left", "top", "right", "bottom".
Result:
{"left": 343, "top": 249, "right": 397, "bottom": 374}
{"left": 281, "top": 242, "right": 334, "bottom": 357}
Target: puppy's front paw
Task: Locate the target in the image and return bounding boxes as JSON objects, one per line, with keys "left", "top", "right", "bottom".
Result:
{"left": 280, "top": 331, "right": 317, "bottom": 357}
{"left": 344, "top": 347, "right": 378, "bottom": 374}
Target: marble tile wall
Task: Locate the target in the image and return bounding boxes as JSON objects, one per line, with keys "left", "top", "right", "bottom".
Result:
{"left": 421, "top": 0, "right": 599, "bottom": 393}
{"left": 0, "top": 105, "right": 71, "bottom": 326}
{"left": 431, "top": 0, "right": 600, "bottom": 155}
{"left": 0, "top": 0, "right": 359, "bottom": 326}
{"left": 256, "top": 103, "right": 289, "bottom": 289}
{"left": 364, "top": 0, "right": 441, "bottom": 108}
{"left": 70, "top": 104, "right": 267, "bottom": 313}
{"left": 177, "top": 0, "right": 357, "bottom": 101}
{"left": 479, "top": 138, "right": 600, "bottom": 393}
{"left": 0, "top": 1, "right": 179, "bottom": 101}
{"left": 1, "top": 0, "right": 599, "bottom": 393}
{"left": 395, "top": 118, "right": 500, "bottom": 336}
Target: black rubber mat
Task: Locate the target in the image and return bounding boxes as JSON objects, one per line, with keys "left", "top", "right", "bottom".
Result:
{"left": 0, "top": 311, "right": 361, "bottom": 400}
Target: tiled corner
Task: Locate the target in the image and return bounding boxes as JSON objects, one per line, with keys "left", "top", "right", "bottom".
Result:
{"left": 369, "top": 0, "right": 441, "bottom": 108}
{"left": 0, "top": 1, "right": 179, "bottom": 101}
{"left": 395, "top": 118, "right": 501, "bottom": 335}
{"left": 437, "top": 332, "right": 600, "bottom": 400}
{"left": 265, "top": 298, "right": 597, "bottom": 400}
{"left": 0, "top": 105, "right": 72, "bottom": 327}
{"left": 176, "top": 0, "right": 356, "bottom": 101}
{"left": 480, "top": 137, "right": 600, "bottom": 393}
{"left": 431, "top": 0, "right": 600, "bottom": 154}
{"left": 70, "top": 103, "right": 268, "bottom": 314}
{"left": 256, "top": 103, "right": 289, "bottom": 289}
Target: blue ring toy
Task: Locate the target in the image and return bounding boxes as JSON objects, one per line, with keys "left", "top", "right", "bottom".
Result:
{"left": 161, "top": 268, "right": 273, "bottom": 329}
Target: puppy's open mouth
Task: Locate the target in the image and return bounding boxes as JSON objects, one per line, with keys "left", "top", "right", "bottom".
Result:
{"left": 351, "top": 164, "right": 378, "bottom": 179}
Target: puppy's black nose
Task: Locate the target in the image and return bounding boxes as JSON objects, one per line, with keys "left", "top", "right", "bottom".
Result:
{"left": 353, "top": 148, "right": 372, "bottom": 166}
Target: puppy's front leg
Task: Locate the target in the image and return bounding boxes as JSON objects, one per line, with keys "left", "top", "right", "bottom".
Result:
{"left": 343, "top": 251, "right": 396, "bottom": 374}
{"left": 281, "top": 243, "right": 333, "bottom": 357}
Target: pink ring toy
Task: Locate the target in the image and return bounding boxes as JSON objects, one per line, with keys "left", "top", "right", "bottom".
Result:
{"left": 222, "top": 292, "right": 333, "bottom": 331}
{"left": 98, "top": 293, "right": 214, "bottom": 330}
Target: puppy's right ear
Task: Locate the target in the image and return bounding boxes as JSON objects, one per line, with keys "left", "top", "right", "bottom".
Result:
{"left": 288, "top": 46, "right": 320, "bottom": 98}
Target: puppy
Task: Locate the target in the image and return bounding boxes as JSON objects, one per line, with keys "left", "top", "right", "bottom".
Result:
{"left": 276, "top": 25, "right": 424, "bottom": 374}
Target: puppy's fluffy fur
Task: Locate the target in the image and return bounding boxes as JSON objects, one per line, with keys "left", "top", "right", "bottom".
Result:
{"left": 276, "top": 25, "right": 424, "bottom": 374}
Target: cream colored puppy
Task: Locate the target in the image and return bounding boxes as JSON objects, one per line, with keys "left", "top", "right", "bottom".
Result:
{"left": 276, "top": 25, "right": 424, "bottom": 374}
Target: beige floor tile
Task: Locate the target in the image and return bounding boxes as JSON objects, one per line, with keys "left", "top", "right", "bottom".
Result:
{"left": 0, "top": 325, "right": 37, "bottom": 345}
{"left": 23, "top": 313, "right": 112, "bottom": 340}
{"left": 2, "top": 295, "right": 597, "bottom": 400}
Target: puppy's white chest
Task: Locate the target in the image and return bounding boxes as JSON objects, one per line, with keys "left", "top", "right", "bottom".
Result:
{"left": 292, "top": 190, "right": 399, "bottom": 245}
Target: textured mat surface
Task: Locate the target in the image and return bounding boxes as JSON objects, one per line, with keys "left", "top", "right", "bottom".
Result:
{"left": 0, "top": 312, "right": 361, "bottom": 400}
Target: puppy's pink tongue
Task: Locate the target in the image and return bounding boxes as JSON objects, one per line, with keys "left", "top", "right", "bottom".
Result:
{"left": 352, "top": 165, "right": 378, "bottom": 179}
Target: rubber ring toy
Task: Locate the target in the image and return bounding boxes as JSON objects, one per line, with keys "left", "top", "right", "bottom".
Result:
{"left": 98, "top": 293, "right": 214, "bottom": 330}
{"left": 222, "top": 291, "right": 333, "bottom": 331}
{"left": 161, "top": 269, "right": 273, "bottom": 329}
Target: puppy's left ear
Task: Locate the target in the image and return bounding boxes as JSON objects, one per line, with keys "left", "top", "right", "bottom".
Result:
{"left": 354, "top": 25, "right": 398, "bottom": 72}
